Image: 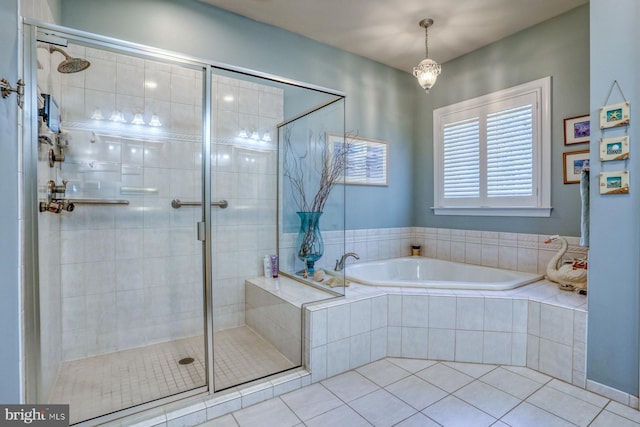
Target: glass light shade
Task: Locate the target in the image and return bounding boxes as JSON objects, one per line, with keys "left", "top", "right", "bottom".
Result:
{"left": 91, "top": 109, "right": 104, "bottom": 120}
{"left": 413, "top": 58, "right": 441, "bottom": 92}
{"left": 250, "top": 131, "right": 260, "bottom": 140}
{"left": 131, "top": 113, "right": 145, "bottom": 125}
{"left": 238, "top": 128, "right": 248, "bottom": 138}
{"left": 110, "top": 110, "right": 125, "bottom": 122}
{"left": 149, "top": 114, "right": 162, "bottom": 127}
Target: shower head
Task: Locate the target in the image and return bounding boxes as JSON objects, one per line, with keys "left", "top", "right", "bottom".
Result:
{"left": 49, "top": 46, "right": 91, "bottom": 73}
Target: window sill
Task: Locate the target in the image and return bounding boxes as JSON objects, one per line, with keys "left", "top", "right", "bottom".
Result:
{"left": 432, "top": 206, "right": 552, "bottom": 217}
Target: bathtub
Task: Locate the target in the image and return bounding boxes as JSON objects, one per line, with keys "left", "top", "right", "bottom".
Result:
{"left": 344, "top": 257, "right": 543, "bottom": 290}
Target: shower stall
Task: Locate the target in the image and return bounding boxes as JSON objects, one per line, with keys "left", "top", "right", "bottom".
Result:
{"left": 23, "top": 21, "right": 345, "bottom": 425}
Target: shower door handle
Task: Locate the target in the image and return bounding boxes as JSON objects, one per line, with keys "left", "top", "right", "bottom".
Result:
{"left": 171, "top": 199, "right": 228, "bottom": 209}
{"left": 197, "top": 222, "right": 206, "bottom": 241}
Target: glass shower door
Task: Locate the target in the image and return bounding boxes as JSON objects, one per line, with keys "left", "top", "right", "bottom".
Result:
{"left": 208, "top": 68, "right": 346, "bottom": 391}
{"left": 32, "top": 34, "right": 207, "bottom": 424}
{"left": 209, "top": 70, "right": 289, "bottom": 391}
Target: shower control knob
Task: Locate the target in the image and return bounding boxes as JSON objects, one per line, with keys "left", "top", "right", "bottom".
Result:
{"left": 39, "top": 201, "right": 62, "bottom": 213}
{"left": 48, "top": 147, "right": 65, "bottom": 167}
{"left": 49, "top": 179, "right": 68, "bottom": 194}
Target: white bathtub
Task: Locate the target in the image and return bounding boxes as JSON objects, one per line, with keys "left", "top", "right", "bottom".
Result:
{"left": 344, "top": 257, "right": 543, "bottom": 290}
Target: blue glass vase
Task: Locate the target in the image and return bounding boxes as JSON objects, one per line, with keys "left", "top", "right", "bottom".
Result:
{"left": 296, "top": 211, "right": 324, "bottom": 274}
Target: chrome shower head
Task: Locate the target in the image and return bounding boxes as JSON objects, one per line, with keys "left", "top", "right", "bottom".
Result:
{"left": 49, "top": 46, "right": 91, "bottom": 73}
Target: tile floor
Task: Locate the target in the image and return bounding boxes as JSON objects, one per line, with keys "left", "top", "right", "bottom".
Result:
{"left": 51, "top": 326, "right": 294, "bottom": 424}
{"left": 199, "top": 358, "right": 640, "bottom": 427}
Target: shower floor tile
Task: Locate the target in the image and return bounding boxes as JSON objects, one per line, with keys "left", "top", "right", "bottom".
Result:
{"left": 49, "top": 326, "right": 294, "bottom": 424}
{"left": 213, "top": 326, "right": 296, "bottom": 391}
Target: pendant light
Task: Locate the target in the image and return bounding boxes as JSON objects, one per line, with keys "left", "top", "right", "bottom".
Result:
{"left": 413, "top": 18, "right": 441, "bottom": 93}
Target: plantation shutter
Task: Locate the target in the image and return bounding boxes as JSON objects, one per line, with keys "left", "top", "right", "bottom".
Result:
{"left": 433, "top": 77, "right": 550, "bottom": 216}
{"left": 442, "top": 117, "right": 480, "bottom": 198}
{"left": 486, "top": 104, "right": 534, "bottom": 197}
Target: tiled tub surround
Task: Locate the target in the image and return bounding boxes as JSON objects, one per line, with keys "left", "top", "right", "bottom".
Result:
{"left": 413, "top": 228, "right": 588, "bottom": 275}
{"left": 306, "top": 280, "right": 587, "bottom": 389}
{"left": 279, "top": 227, "right": 413, "bottom": 274}
{"left": 280, "top": 227, "right": 588, "bottom": 277}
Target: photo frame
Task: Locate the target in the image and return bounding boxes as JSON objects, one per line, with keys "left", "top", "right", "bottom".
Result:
{"left": 599, "top": 101, "right": 630, "bottom": 129}
{"left": 327, "top": 133, "right": 388, "bottom": 186}
{"left": 599, "top": 170, "right": 629, "bottom": 195}
{"left": 599, "top": 136, "right": 630, "bottom": 161}
{"left": 563, "top": 150, "right": 590, "bottom": 184}
{"left": 564, "top": 115, "right": 590, "bottom": 145}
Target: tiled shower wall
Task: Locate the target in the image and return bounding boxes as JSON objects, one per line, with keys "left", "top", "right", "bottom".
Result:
{"left": 57, "top": 46, "right": 205, "bottom": 360}
{"left": 53, "top": 45, "right": 282, "bottom": 360}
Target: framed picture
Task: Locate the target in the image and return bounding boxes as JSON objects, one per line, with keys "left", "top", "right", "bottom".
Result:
{"left": 599, "top": 136, "right": 630, "bottom": 161}
{"left": 599, "top": 101, "right": 630, "bottom": 129}
{"left": 564, "top": 115, "right": 590, "bottom": 145}
{"left": 327, "top": 133, "right": 388, "bottom": 186}
{"left": 599, "top": 170, "right": 629, "bottom": 194}
{"left": 563, "top": 150, "right": 590, "bottom": 184}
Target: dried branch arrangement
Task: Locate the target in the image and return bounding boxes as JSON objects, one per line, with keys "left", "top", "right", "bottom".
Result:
{"left": 282, "top": 127, "right": 350, "bottom": 213}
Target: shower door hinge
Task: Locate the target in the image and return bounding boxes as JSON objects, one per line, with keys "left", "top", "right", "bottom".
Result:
{"left": 197, "top": 222, "right": 206, "bottom": 241}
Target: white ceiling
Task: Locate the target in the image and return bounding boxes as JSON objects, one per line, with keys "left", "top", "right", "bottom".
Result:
{"left": 198, "top": 0, "right": 588, "bottom": 73}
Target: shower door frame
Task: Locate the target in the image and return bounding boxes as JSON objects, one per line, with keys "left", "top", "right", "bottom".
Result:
{"left": 22, "top": 21, "right": 214, "bottom": 418}
{"left": 22, "top": 19, "right": 345, "bottom": 424}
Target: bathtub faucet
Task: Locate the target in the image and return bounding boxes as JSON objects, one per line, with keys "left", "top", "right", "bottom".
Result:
{"left": 335, "top": 252, "right": 359, "bottom": 271}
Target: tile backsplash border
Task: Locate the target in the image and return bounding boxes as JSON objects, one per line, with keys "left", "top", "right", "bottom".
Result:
{"left": 281, "top": 226, "right": 587, "bottom": 277}
{"left": 341, "top": 227, "right": 588, "bottom": 276}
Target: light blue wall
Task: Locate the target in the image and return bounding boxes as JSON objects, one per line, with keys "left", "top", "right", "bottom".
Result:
{"left": 0, "top": 0, "right": 22, "bottom": 403}
{"left": 60, "top": 0, "right": 416, "bottom": 230}
{"left": 587, "top": 0, "right": 640, "bottom": 396}
{"left": 413, "top": 6, "right": 589, "bottom": 236}
{"left": 46, "top": 0, "right": 62, "bottom": 23}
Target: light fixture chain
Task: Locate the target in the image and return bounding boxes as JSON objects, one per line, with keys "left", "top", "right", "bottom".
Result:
{"left": 424, "top": 25, "right": 429, "bottom": 58}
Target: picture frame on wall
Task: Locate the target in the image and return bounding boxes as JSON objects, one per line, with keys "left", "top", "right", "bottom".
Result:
{"left": 563, "top": 150, "right": 590, "bottom": 184}
{"left": 327, "top": 133, "right": 389, "bottom": 186}
{"left": 564, "top": 114, "right": 590, "bottom": 145}
{"left": 599, "top": 101, "right": 630, "bottom": 129}
{"left": 599, "top": 136, "right": 630, "bottom": 161}
{"left": 599, "top": 170, "right": 629, "bottom": 194}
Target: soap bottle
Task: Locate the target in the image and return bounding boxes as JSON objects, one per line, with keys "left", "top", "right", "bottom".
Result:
{"left": 270, "top": 255, "right": 279, "bottom": 278}
{"left": 263, "top": 255, "right": 271, "bottom": 278}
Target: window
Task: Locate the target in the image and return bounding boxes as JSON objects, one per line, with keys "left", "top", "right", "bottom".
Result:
{"left": 433, "top": 77, "right": 551, "bottom": 217}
